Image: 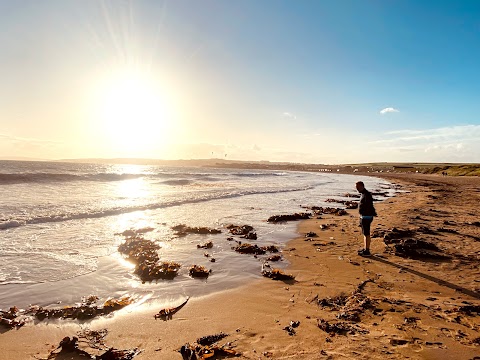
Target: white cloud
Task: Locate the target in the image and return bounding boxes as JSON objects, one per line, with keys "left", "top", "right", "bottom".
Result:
{"left": 379, "top": 107, "right": 399, "bottom": 114}
{"left": 282, "top": 112, "right": 297, "bottom": 120}
{"left": 367, "top": 124, "right": 480, "bottom": 162}
{"left": 377, "top": 125, "right": 480, "bottom": 144}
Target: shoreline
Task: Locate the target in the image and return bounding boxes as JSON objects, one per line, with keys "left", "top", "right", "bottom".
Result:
{"left": 1, "top": 174, "right": 479, "bottom": 359}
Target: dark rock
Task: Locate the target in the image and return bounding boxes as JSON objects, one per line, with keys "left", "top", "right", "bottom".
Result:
{"left": 264, "top": 245, "right": 279, "bottom": 253}
{"left": 243, "top": 232, "right": 257, "bottom": 240}
{"left": 228, "top": 224, "right": 254, "bottom": 235}
{"left": 267, "top": 213, "right": 311, "bottom": 223}
{"left": 390, "top": 339, "right": 410, "bottom": 346}
{"left": 189, "top": 265, "right": 211, "bottom": 278}
{"left": 266, "top": 255, "right": 282, "bottom": 262}
{"left": 234, "top": 243, "right": 266, "bottom": 255}
{"left": 172, "top": 224, "right": 221, "bottom": 236}
{"left": 197, "top": 241, "right": 213, "bottom": 249}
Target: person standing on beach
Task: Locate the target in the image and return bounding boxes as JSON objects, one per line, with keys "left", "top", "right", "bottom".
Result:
{"left": 356, "top": 181, "right": 377, "bottom": 256}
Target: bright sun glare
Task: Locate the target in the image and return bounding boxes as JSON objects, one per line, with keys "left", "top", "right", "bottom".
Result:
{"left": 96, "top": 70, "right": 172, "bottom": 156}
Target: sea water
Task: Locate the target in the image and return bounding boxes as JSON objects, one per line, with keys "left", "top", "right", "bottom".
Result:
{"left": 0, "top": 161, "right": 395, "bottom": 309}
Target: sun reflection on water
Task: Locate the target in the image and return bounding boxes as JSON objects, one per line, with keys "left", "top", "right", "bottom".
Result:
{"left": 116, "top": 178, "right": 149, "bottom": 199}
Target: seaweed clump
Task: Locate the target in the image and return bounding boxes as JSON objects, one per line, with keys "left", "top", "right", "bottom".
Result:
{"left": 317, "top": 319, "right": 369, "bottom": 335}
{"left": 309, "top": 207, "right": 347, "bottom": 216}
{"left": 172, "top": 224, "right": 221, "bottom": 237}
{"left": 261, "top": 263, "right": 295, "bottom": 281}
{"left": 316, "top": 279, "right": 376, "bottom": 323}
{"left": 227, "top": 224, "right": 257, "bottom": 240}
{"left": 189, "top": 265, "right": 211, "bottom": 278}
{"left": 44, "top": 329, "right": 141, "bottom": 360}
{"left": 134, "top": 261, "right": 181, "bottom": 282}
{"left": 30, "top": 296, "right": 134, "bottom": 321}
{"left": 117, "top": 231, "right": 181, "bottom": 282}
{"left": 0, "top": 307, "right": 25, "bottom": 329}
{"left": 197, "top": 241, "right": 213, "bottom": 249}
{"left": 179, "top": 332, "right": 238, "bottom": 360}
{"left": 233, "top": 243, "right": 279, "bottom": 255}
{"left": 267, "top": 213, "right": 311, "bottom": 223}
{"left": 325, "top": 199, "right": 358, "bottom": 209}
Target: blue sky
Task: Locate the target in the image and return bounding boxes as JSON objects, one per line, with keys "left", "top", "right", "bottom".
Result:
{"left": 0, "top": 0, "right": 479, "bottom": 163}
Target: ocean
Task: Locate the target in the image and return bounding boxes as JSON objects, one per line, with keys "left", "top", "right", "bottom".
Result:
{"left": 0, "top": 160, "right": 395, "bottom": 309}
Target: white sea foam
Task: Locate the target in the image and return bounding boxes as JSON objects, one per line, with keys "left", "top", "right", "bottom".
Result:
{"left": 0, "top": 161, "right": 398, "bottom": 308}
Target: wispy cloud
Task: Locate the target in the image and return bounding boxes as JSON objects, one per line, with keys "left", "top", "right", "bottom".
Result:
{"left": 0, "top": 133, "right": 60, "bottom": 145}
{"left": 379, "top": 107, "right": 399, "bottom": 114}
{"left": 282, "top": 112, "right": 297, "bottom": 120}
{"left": 0, "top": 133, "right": 62, "bottom": 159}
{"left": 374, "top": 125, "right": 480, "bottom": 144}
{"left": 368, "top": 124, "right": 480, "bottom": 162}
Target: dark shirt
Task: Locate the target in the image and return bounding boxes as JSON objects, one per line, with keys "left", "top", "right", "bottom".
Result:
{"left": 358, "top": 189, "right": 377, "bottom": 216}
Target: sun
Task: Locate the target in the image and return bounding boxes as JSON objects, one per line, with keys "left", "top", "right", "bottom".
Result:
{"left": 96, "top": 70, "right": 172, "bottom": 157}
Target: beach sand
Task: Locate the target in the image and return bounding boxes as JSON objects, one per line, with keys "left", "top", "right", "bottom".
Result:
{"left": 1, "top": 174, "right": 479, "bottom": 360}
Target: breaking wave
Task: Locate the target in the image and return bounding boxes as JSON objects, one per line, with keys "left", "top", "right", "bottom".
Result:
{"left": 0, "top": 185, "right": 315, "bottom": 230}
{"left": 0, "top": 170, "right": 288, "bottom": 185}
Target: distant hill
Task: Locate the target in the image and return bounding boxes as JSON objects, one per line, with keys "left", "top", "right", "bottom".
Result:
{"left": 56, "top": 158, "right": 480, "bottom": 176}
{"left": 0, "top": 156, "right": 48, "bottom": 161}
{"left": 57, "top": 157, "right": 293, "bottom": 167}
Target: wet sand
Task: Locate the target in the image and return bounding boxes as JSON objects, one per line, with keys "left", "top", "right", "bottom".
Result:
{"left": 1, "top": 173, "right": 479, "bottom": 360}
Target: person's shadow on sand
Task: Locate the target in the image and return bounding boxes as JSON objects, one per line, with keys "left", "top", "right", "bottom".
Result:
{"left": 370, "top": 255, "right": 480, "bottom": 299}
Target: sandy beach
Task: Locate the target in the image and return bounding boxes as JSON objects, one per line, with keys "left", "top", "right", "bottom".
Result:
{"left": 1, "top": 173, "right": 479, "bottom": 360}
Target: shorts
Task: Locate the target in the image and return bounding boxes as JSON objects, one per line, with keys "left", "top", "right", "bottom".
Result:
{"left": 360, "top": 216, "right": 373, "bottom": 236}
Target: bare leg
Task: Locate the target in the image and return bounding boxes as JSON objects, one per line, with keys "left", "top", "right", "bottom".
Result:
{"left": 364, "top": 235, "right": 371, "bottom": 251}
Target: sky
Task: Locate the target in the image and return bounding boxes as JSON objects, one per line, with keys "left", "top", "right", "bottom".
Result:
{"left": 1, "top": 0, "right": 480, "bottom": 164}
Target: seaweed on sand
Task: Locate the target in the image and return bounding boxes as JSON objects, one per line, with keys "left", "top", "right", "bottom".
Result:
{"left": 154, "top": 297, "right": 190, "bottom": 320}
{"left": 0, "top": 307, "right": 25, "bottom": 329}
{"left": 30, "top": 296, "right": 134, "bottom": 321}
{"left": 316, "top": 279, "right": 376, "bottom": 323}
{"left": 43, "top": 330, "right": 141, "bottom": 360}
{"left": 179, "top": 332, "right": 238, "bottom": 360}
{"left": 317, "top": 319, "right": 369, "bottom": 335}
{"left": 261, "top": 263, "right": 295, "bottom": 281}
